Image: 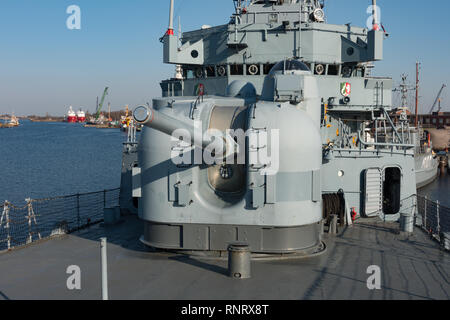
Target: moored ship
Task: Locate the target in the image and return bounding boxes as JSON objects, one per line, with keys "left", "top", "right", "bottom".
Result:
{"left": 76, "top": 109, "right": 86, "bottom": 123}
{"left": 66, "top": 106, "right": 77, "bottom": 123}
{"left": 392, "top": 73, "right": 439, "bottom": 188}
{"left": 0, "top": 114, "right": 20, "bottom": 128}
{"left": 415, "top": 129, "right": 439, "bottom": 188}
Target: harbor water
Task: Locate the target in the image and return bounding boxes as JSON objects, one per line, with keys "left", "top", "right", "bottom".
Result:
{"left": 418, "top": 171, "right": 450, "bottom": 207}
{"left": 0, "top": 120, "right": 126, "bottom": 205}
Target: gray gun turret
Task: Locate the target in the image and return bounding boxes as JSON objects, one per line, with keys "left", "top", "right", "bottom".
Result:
{"left": 122, "top": 0, "right": 419, "bottom": 254}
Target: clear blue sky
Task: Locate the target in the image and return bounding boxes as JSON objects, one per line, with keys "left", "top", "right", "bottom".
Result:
{"left": 0, "top": 0, "right": 449, "bottom": 116}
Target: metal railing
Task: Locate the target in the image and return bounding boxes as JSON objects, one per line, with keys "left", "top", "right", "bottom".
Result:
{"left": 0, "top": 188, "right": 120, "bottom": 252}
{"left": 416, "top": 195, "right": 450, "bottom": 249}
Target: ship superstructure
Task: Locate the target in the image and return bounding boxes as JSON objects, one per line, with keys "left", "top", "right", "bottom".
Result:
{"left": 126, "top": 0, "right": 416, "bottom": 230}
{"left": 116, "top": 0, "right": 422, "bottom": 255}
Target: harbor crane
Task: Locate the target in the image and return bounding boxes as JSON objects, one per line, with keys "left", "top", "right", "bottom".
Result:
{"left": 428, "top": 84, "right": 446, "bottom": 114}
{"left": 95, "top": 87, "right": 109, "bottom": 120}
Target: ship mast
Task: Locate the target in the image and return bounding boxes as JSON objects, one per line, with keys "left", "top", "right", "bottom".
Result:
{"left": 415, "top": 62, "right": 420, "bottom": 128}
{"left": 400, "top": 75, "right": 409, "bottom": 110}
{"left": 167, "top": 0, "right": 174, "bottom": 35}
{"left": 372, "top": 0, "right": 379, "bottom": 30}
{"left": 393, "top": 74, "right": 415, "bottom": 115}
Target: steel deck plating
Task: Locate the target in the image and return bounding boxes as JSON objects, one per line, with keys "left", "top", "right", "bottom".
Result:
{"left": 0, "top": 215, "right": 448, "bottom": 300}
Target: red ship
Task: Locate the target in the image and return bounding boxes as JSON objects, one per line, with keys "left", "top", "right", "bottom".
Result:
{"left": 67, "top": 106, "right": 77, "bottom": 123}
{"left": 76, "top": 109, "right": 86, "bottom": 123}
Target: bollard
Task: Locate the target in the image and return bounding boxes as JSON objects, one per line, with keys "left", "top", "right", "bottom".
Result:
{"left": 329, "top": 214, "right": 338, "bottom": 235}
{"left": 100, "top": 237, "right": 109, "bottom": 300}
{"left": 400, "top": 213, "right": 414, "bottom": 233}
{"left": 228, "top": 242, "right": 251, "bottom": 279}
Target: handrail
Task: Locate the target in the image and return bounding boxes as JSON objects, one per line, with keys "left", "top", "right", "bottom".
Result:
{"left": 358, "top": 131, "right": 415, "bottom": 149}
{"left": 1, "top": 188, "right": 121, "bottom": 252}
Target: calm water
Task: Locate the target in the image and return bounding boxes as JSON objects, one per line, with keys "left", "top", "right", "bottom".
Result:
{"left": 0, "top": 120, "right": 126, "bottom": 205}
{"left": 418, "top": 172, "right": 450, "bottom": 208}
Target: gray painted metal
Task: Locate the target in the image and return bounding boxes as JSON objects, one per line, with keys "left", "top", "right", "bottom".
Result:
{"left": 118, "top": 0, "right": 428, "bottom": 254}
{"left": 141, "top": 221, "right": 322, "bottom": 253}
{"left": 364, "top": 168, "right": 383, "bottom": 217}
{"left": 119, "top": 142, "right": 138, "bottom": 215}
{"left": 228, "top": 243, "right": 251, "bottom": 279}
{"left": 100, "top": 237, "right": 108, "bottom": 300}
{"left": 0, "top": 215, "right": 448, "bottom": 300}
{"left": 133, "top": 68, "right": 324, "bottom": 253}
{"left": 400, "top": 213, "right": 414, "bottom": 234}
{"left": 152, "top": 0, "right": 414, "bottom": 219}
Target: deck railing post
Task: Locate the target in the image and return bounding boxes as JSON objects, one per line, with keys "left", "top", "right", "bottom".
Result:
{"left": 26, "top": 198, "right": 32, "bottom": 244}
{"left": 1, "top": 201, "right": 11, "bottom": 250}
{"left": 413, "top": 195, "right": 418, "bottom": 226}
{"left": 100, "top": 237, "right": 109, "bottom": 300}
{"left": 424, "top": 196, "right": 428, "bottom": 231}
{"left": 76, "top": 194, "right": 80, "bottom": 230}
{"left": 436, "top": 200, "right": 441, "bottom": 240}
{"left": 25, "top": 198, "right": 41, "bottom": 243}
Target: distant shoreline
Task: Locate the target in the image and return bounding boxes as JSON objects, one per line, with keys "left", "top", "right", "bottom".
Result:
{"left": 29, "top": 118, "right": 64, "bottom": 122}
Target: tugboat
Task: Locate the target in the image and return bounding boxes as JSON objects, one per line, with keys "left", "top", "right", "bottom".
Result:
{"left": 66, "top": 106, "right": 77, "bottom": 123}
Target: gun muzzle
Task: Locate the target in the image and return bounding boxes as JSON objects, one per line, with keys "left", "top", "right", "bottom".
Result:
{"left": 133, "top": 105, "right": 238, "bottom": 159}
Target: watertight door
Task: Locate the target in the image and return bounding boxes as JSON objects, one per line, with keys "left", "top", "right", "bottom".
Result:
{"left": 365, "top": 168, "right": 383, "bottom": 217}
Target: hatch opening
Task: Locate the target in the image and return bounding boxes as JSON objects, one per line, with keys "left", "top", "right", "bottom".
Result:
{"left": 383, "top": 167, "right": 401, "bottom": 215}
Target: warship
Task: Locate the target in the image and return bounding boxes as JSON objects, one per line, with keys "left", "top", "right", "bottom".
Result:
{"left": 122, "top": 0, "right": 420, "bottom": 233}
{"left": 1, "top": 0, "right": 449, "bottom": 301}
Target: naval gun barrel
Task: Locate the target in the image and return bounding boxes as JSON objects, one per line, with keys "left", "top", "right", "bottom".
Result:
{"left": 133, "top": 105, "right": 238, "bottom": 159}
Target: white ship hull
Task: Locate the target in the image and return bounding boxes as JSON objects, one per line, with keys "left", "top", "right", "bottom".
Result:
{"left": 415, "top": 152, "right": 439, "bottom": 189}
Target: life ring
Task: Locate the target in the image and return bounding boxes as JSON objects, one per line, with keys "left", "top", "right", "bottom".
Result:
{"left": 315, "top": 64, "right": 325, "bottom": 75}
{"left": 195, "top": 68, "right": 204, "bottom": 78}
{"left": 248, "top": 64, "right": 259, "bottom": 75}
{"left": 217, "top": 66, "right": 226, "bottom": 77}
